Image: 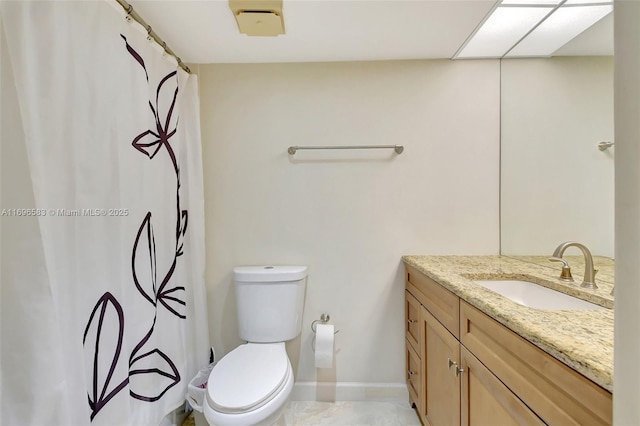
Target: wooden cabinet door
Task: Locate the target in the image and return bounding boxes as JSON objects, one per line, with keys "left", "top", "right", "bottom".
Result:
{"left": 422, "top": 306, "right": 460, "bottom": 426}
{"left": 460, "top": 346, "right": 544, "bottom": 426}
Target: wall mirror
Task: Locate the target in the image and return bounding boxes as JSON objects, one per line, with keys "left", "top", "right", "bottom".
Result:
{"left": 499, "top": 14, "right": 614, "bottom": 278}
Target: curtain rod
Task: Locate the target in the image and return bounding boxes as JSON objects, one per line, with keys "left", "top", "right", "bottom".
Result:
{"left": 115, "top": 0, "right": 191, "bottom": 74}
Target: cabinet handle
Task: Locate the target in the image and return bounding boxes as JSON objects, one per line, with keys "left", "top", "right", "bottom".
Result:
{"left": 407, "top": 319, "right": 416, "bottom": 324}
{"left": 448, "top": 358, "right": 463, "bottom": 376}
{"left": 408, "top": 370, "right": 416, "bottom": 377}
{"left": 447, "top": 358, "right": 456, "bottom": 370}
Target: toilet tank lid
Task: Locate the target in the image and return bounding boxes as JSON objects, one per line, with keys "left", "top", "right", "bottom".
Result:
{"left": 233, "top": 266, "right": 308, "bottom": 282}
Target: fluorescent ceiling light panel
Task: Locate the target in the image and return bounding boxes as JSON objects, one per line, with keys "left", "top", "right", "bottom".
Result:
{"left": 563, "top": 0, "right": 612, "bottom": 4}
{"left": 457, "top": 7, "right": 552, "bottom": 58}
{"left": 506, "top": 5, "right": 613, "bottom": 56}
{"left": 501, "top": 0, "right": 561, "bottom": 5}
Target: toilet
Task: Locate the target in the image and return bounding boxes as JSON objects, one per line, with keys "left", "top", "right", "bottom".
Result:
{"left": 203, "top": 266, "right": 308, "bottom": 426}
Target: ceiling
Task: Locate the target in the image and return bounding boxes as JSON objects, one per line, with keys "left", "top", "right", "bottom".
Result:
{"left": 128, "top": 0, "right": 613, "bottom": 64}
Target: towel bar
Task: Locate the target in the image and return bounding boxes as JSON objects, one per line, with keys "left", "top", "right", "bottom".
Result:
{"left": 288, "top": 144, "right": 404, "bottom": 155}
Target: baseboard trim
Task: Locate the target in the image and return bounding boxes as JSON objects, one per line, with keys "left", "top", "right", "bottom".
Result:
{"left": 291, "top": 382, "right": 409, "bottom": 403}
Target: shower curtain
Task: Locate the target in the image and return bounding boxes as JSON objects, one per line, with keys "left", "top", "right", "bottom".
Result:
{"left": 1, "top": 2, "right": 209, "bottom": 425}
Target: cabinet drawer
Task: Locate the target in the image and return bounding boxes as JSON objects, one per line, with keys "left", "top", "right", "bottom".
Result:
{"left": 406, "top": 265, "right": 459, "bottom": 338}
{"left": 406, "top": 340, "right": 423, "bottom": 414}
{"left": 405, "top": 290, "right": 422, "bottom": 353}
{"left": 460, "top": 301, "right": 612, "bottom": 425}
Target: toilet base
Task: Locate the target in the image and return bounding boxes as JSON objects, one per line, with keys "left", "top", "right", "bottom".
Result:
{"left": 249, "top": 405, "right": 287, "bottom": 426}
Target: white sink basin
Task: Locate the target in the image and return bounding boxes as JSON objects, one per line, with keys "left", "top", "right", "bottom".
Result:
{"left": 473, "top": 280, "right": 605, "bottom": 311}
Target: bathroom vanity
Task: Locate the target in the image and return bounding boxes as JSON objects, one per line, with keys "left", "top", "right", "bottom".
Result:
{"left": 403, "top": 255, "right": 613, "bottom": 426}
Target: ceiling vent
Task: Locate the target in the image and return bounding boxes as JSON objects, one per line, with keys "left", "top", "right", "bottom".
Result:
{"left": 229, "top": 0, "right": 285, "bottom": 37}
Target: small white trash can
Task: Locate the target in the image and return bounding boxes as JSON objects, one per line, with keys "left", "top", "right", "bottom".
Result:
{"left": 187, "top": 363, "right": 215, "bottom": 426}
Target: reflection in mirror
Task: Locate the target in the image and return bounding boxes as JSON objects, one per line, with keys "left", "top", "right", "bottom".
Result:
{"left": 500, "top": 55, "right": 614, "bottom": 264}
{"left": 506, "top": 255, "right": 614, "bottom": 286}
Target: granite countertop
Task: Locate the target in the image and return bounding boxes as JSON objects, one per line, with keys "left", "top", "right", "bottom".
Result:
{"left": 402, "top": 255, "right": 614, "bottom": 392}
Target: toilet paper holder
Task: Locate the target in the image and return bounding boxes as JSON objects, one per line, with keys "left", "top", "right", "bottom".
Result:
{"left": 311, "top": 313, "right": 339, "bottom": 334}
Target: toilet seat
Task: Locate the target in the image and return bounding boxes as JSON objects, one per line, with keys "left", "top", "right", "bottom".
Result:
{"left": 206, "top": 343, "right": 290, "bottom": 414}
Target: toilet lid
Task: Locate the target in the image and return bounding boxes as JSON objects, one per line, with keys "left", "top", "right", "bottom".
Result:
{"left": 207, "top": 343, "right": 289, "bottom": 413}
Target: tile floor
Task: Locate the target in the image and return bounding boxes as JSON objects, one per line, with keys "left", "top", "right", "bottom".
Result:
{"left": 281, "top": 401, "right": 421, "bottom": 426}
{"left": 184, "top": 401, "right": 421, "bottom": 426}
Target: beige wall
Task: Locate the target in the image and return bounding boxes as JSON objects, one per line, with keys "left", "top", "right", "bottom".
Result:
{"left": 614, "top": 1, "right": 640, "bottom": 423}
{"left": 199, "top": 59, "right": 500, "bottom": 385}
{"left": 501, "top": 57, "right": 614, "bottom": 257}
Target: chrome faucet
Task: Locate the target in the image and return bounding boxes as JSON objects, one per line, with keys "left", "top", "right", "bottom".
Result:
{"left": 550, "top": 241, "right": 598, "bottom": 289}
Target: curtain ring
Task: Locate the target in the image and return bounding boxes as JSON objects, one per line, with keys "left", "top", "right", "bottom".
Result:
{"left": 146, "top": 25, "right": 153, "bottom": 42}
{"left": 125, "top": 4, "right": 133, "bottom": 22}
{"left": 176, "top": 58, "right": 190, "bottom": 73}
{"left": 161, "top": 42, "right": 167, "bottom": 56}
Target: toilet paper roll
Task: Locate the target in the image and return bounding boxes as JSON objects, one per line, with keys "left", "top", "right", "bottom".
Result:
{"left": 314, "top": 324, "right": 334, "bottom": 369}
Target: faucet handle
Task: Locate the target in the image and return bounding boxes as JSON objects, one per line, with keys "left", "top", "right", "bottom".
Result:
{"left": 549, "top": 257, "right": 569, "bottom": 267}
{"left": 549, "top": 257, "right": 574, "bottom": 282}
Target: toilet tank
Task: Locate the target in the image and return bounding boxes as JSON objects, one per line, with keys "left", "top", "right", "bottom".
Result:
{"left": 233, "top": 266, "right": 308, "bottom": 343}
